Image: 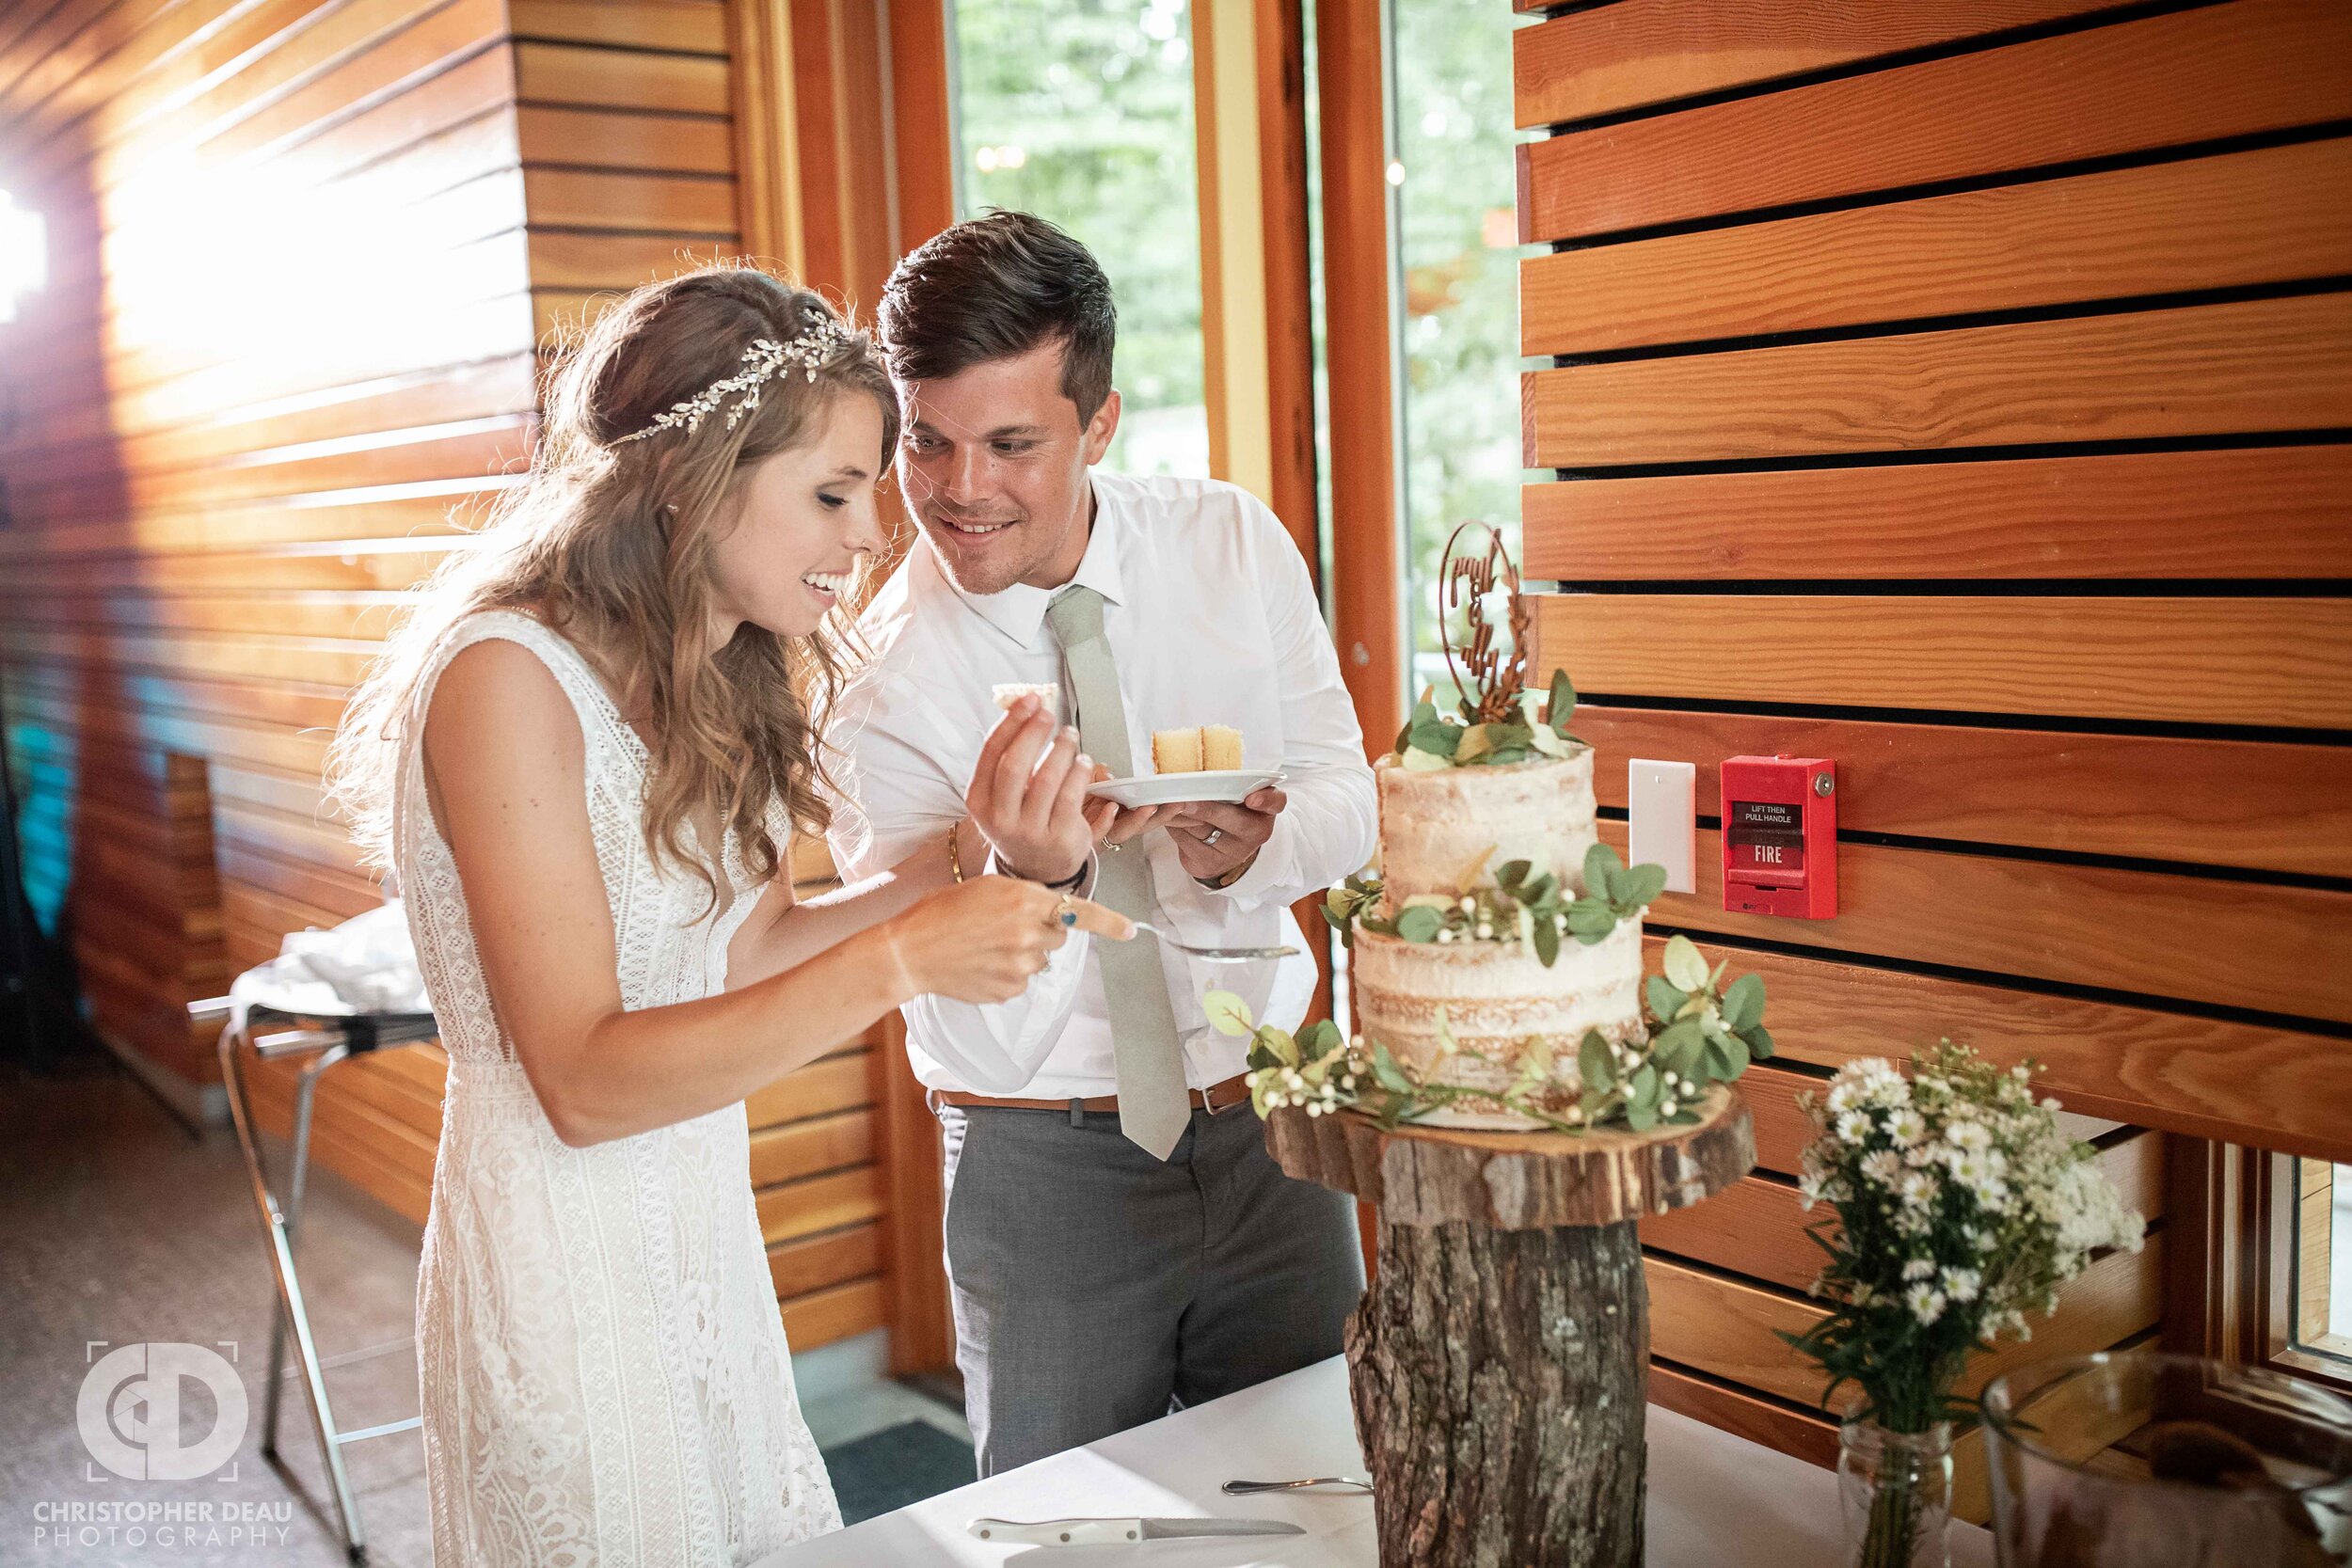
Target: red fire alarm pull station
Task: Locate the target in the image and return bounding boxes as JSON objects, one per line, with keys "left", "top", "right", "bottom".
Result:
{"left": 1721, "top": 755, "right": 1836, "bottom": 919}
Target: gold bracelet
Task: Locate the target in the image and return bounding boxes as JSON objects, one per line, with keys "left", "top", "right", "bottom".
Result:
{"left": 947, "top": 819, "right": 967, "bottom": 883}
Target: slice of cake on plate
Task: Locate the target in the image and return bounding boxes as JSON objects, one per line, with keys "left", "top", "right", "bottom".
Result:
{"left": 1150, "top": 724, "right": 1243, "bottom": 774}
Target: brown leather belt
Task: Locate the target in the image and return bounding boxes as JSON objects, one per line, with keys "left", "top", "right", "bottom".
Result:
{"left": 930, "top": 1071, "right": 1254, "bottom": 1117}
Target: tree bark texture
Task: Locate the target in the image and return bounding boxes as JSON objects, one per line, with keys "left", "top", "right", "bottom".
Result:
{"left": 1347, "top": 1214, "right": 1648, "bottom": 1568}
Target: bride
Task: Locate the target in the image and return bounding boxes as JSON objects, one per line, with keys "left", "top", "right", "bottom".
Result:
{"left": 330, "top": 264, "right": 1114, "bottom": 1563}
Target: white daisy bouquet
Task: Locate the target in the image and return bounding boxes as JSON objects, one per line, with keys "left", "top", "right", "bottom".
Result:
{"left": 1783, "top": 1040, "right": 2146, "bottom": 1435}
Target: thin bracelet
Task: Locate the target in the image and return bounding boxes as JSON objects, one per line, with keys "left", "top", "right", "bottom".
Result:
{"left": 946, "top": 819, "right": 967, "bottom": 883}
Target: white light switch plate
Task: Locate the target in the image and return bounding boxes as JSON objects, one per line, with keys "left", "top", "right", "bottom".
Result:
{"left": 1628, "top": 759, "right": 1697, "bottom": 895}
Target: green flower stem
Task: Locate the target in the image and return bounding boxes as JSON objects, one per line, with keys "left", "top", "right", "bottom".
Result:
{"left": 1857, "top": 1461, "right": 1925, "bottom": 1568}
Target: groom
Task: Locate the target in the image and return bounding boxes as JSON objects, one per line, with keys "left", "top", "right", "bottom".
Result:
{"left": 828, "top": 212, "right": 1374, "bottom": 1474}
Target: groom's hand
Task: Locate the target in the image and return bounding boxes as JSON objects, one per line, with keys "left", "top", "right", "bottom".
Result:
{"left": 966, "top": 695, "right": 1115, "bottom": 883}
{"left": 1167, "top": 788, "right": 1286, "bottom": 887}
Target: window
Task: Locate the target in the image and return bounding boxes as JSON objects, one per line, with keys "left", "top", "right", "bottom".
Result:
{"left": 1389, "top": 0, "right": 1531, "bottom": 696}
{"left": 946, "top": 0, "right": 1212, "bottom": 476}
{"left": 2291, "top": 1158, "right": 2352, "bottom": 1371}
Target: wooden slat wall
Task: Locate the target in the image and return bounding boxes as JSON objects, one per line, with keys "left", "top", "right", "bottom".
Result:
{"left": 513, "top": 0, "right": 739, "bottom": 343}
{"left": 1511, "top": 0, "right": 2350, "bottom": 1482}
{"left": 0, "top": 0, "right": 532, "bottom": 1085}
{"left": 0, "top": 0, "right": 883, "bottom": 1353}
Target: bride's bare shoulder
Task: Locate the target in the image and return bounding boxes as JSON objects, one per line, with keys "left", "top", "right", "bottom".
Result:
{"left": 424, "top": 635, "right": 586, "bottom": 777}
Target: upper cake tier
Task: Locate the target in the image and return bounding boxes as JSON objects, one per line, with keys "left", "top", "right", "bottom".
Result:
{"left": 1376, "top": 751, "right": 1599, "bottom": 901}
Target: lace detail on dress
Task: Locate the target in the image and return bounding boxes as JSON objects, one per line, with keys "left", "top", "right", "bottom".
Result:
{"left": 396, "top": 610, "right": 839, "bottom": 1566}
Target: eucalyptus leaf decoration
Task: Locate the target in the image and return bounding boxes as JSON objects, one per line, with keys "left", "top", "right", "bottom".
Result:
{"left": 1390, "top": 668, "right": 1584, "bottom": 772}
{"left": 1216, "top": 932, "right": 1772, "bottom": 1136}
{"left": 1319, "top": 841, "right": 1667, "bottom": 968}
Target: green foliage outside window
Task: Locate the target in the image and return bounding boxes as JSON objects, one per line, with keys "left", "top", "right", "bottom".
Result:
{"left": 950, "top": 0, "right": 1210, "bottom": 476}
{"left": 1393, "top": 0, "right": 1526, "bottom": 689}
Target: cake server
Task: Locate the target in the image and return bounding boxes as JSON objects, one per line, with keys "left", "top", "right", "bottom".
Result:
{"left": 1126, "top": 921, "right": 1299, "bottom": 964}
{"left": 967, "top": 1515, "right": 1306, "bottom": 1545}
{"left": 1090, "top": 906, "right": 1297, "bottom": 964}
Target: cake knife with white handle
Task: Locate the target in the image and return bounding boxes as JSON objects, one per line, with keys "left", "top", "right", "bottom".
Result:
{"left": 965, "top": 1515, "right": 1306, "bottom": 1545}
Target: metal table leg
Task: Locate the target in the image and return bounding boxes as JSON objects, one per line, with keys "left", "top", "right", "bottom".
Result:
{"left": 260, "top": 1040, "right": 345, "bottom": 1460}
{"left": 210, "top": 1013, "right": 424, "bottom": 1565}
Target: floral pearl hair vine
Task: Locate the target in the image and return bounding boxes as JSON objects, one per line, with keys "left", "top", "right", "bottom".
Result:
{"left": 611, "top": 319, "right": 857, "bottom": 445}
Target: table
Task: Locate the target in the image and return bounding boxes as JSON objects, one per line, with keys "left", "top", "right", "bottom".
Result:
{"left": 754, "top": 1356, "right": 1994, "bottom": 1567}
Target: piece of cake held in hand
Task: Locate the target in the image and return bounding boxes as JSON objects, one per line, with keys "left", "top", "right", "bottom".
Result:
{"left": 1152, "top": 724, "right": 1242, "bottom": 774}
{"left": 992, "top": 682, "right": 1061, "bottom": 714}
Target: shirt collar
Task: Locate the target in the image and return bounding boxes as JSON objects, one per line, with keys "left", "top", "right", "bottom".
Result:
{"left": 943, "top": 476, "right": 1129, "bottom": 648}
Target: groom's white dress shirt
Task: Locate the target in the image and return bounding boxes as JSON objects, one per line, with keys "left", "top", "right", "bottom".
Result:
{"left": 827, "top": 469, "right": 1378, "bottom": 1101}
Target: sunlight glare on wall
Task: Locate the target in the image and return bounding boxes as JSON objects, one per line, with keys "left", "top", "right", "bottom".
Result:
{"left": 0, "top": 187, "right": 45, "bottom": 323}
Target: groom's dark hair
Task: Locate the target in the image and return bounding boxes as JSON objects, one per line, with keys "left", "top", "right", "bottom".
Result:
{"left": 878, "top": 210, "right": 1117, "bottom": 422}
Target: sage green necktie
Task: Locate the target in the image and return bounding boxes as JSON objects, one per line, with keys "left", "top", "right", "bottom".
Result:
{"left": 1045, "top": 584, "right": 1189, "bottom": 1160}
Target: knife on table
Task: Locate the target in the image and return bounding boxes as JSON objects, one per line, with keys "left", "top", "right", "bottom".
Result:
{"left": 967, "top": 1516, "right": 1307, "bottom": 1545}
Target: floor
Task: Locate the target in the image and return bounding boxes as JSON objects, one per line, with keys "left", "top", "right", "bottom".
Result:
{"left": 0, "top": 1038, "right": 970, "bottom": 1566}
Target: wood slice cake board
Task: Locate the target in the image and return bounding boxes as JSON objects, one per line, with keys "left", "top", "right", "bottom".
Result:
{"left": 1264, "top": 1083, "right": 1756, "bottom": 1230}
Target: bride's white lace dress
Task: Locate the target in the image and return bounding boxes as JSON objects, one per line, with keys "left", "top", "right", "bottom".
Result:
{"left": 394, "top": 610, "right": 840, "bottom": 1565}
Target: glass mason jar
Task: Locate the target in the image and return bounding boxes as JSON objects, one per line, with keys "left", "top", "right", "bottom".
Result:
{"left": 1839, "top": 1416, "right": 1954, "bottom": 1568}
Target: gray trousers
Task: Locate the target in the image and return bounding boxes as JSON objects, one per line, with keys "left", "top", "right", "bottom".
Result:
{"left": 936, "top": 1097, "right": 1365, "bottom": 1475}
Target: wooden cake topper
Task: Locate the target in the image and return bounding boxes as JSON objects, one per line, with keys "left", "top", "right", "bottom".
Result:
{"left": 1437, "top": 520, "right": 1533, "bottom": 724}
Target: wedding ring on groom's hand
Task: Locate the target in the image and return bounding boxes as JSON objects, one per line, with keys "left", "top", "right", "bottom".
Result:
{"left": 1203, "top": 828, "right": 1224, "bottom": 847}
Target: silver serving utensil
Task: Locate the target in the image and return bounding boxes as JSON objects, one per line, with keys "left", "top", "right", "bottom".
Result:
{"left": 967, "top": 1515, "right": 1307, "bottom": 1545}
{"left": 1222, "top": 1476, "right": 1374, "bottom": 1495}
{"left": 1126, "top": 920, "right": 1299, "bottom": 965}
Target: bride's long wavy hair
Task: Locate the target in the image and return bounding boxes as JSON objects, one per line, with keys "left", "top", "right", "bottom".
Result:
{"left": 329, "top": 263, "right": 898, "bottom": 903}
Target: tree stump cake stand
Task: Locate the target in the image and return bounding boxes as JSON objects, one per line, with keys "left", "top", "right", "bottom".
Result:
{"left": 1265, "top": 1087, "right": 1756, "bottom": 1568}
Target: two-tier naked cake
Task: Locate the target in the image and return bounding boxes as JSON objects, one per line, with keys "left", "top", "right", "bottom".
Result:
{"left": 1351, "top": 745, "right": 1646, "bottom": 1129}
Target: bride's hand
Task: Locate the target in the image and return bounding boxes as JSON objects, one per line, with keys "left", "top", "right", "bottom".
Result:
{"left": 965, "top": 695, "right": 1116, "bottom": 883}
{"left": 882, "top": 876, "right": 1077, "bottom": 1005}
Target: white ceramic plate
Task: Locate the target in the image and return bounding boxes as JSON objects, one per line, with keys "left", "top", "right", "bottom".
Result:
{"left": 1086, "top": 769, "right": 1284, "bottom": 810}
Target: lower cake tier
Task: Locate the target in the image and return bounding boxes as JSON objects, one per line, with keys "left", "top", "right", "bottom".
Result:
{"left": 1351, "top": 921, "right": 1645, "bottom": 1129}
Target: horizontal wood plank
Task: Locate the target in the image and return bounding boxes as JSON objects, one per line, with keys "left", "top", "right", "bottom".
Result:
{"left": 1637, "top": 930, "right": 2352, "bottom": 1164}
{"left": 509, "top": 0, "right": 726, "bottom": 54}
{"left": 1536, "top": 593, "right": 2352, "bottom": 729}
{"left": 1573, "top": 704, "right": 2352, "bottom": 878}
{"left": 517, "top": 103, "right": 733, "bottom": 173}
{"left": 523, "top": 167, "right": 736, "bottom": 233}
{"left": 1598, "top": 817, "right": 2352, "bottom": 1027}
{"left": 1524, "top": 293, "right": 2352, "bottom": 467}
{"left": 1522, "top": 137, "right": 2352, "bottom": 356}
{"left": 515, "top": 40, "right": 728, "bottom": 115}
{"left": 778, "top": 1275, "right": 886, "bottom": 1351}
{"left": 745, "top": 1050, "right": 874, "bottom": 1127}
{"left": 1514, "top": 0, "right": 2120, "bottom": 127}
{"left": 1517, "top": 0, "right": 2352, "bottom": 242}
{"left": 528, "top": 229, "right": 737, "bottom": 289}
{"left": 1523, "top": 445, "right": 2352, "bottom": 583}
{"left": 755, "top": 1165, "right": 882, "bottom": 1245}
{"left": 1647, "top": 1237, "right": 2163, "bottom": 1412}
{"left": 766, "top": 1225, "right": 882, "bottom": 1301}
{"left": 747, "top": 1110, "right": 874, "bottom": 1188}
{"left": 1645, "top": 1361, "right": 1837, "bottom": 1470}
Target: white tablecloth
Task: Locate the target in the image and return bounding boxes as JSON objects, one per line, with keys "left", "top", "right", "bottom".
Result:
{"left": 755, "top": 1355, "right": 1995, "bottom": 1566}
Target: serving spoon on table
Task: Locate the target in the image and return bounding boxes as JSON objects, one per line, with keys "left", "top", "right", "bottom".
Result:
{"left": 1222, "top": 1476, "right": 1375, "bottom": 1495}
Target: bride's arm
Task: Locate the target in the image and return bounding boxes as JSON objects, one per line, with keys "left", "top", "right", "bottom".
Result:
{"left": 424, "top": 640, "right": 1072, "bottom": 1147}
